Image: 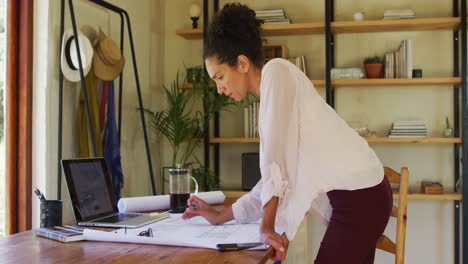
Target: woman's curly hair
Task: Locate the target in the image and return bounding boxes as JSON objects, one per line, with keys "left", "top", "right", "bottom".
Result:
{"left": 203, "top": 3, "right": 263, "bottom": 67}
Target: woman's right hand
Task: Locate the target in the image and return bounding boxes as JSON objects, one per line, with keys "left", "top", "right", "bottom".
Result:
{"left": 181, "top": 196, "right": 224, "bottom": 225}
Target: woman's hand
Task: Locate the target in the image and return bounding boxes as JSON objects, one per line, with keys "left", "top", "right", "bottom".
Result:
{"left": 259, "top": 196, "right": 288, "bottom": 261}
{"left": 182, "top": 196, "right": 232, "bottom": 225}
{"left": 260, "top": 227, "right": 289, "bottom": 262}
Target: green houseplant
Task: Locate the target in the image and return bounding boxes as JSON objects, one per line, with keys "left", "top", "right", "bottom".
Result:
{"left": 145, "top": 70, "right": 237, "bottom": 192}
{"left": 144, "top": 74, "right": 204, "bottom": 193}
{"left": 363, "top": 56, "right": 384, "bottom": 78}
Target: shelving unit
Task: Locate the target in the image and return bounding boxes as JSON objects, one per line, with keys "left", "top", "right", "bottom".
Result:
{"left": 324, "top": 1, "right": 467, "bottom": 263}
{"left": 176, "top": 17, "right": 460, "bottom": 39}
{"left": 177, "top": 1, "right": 467, "bottom": 262}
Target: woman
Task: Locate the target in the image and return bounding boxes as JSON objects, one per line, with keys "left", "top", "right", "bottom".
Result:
{"left": 182, "top": 3, "right": 393, "bottom": 263}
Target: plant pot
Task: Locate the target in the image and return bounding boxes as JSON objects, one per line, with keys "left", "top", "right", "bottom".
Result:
{"left": 364, "top": 63, "right": 384, "bottom": 78}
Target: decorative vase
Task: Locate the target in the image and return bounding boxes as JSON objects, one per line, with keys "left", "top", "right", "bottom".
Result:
{"left": 364, "top": 63, "right": 384, "bottom": 78}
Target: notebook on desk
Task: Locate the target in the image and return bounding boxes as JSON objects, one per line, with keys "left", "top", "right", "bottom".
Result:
{"left": 62, "top": 158, "right": 168, "bottom": 228}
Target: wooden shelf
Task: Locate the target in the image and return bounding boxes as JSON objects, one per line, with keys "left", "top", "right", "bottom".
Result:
{"left": 210, "top": 137, "right": 461, "bottom": 144}
{"left": 176, "top": 18, "right": 460, "bottom": 39}
{"left": 177, "top": 22, "right": 325, "bottom": 40}
{"left": 364, "top": 137, "right": 462, "bottom": 143}
{"left": 311, "top": 80, "right": 325, "bottom": 87}
{"left": 332, "top": 17, "right": 460, "bottom": 33}
{"left": 175, "top": 28, "right": 203, "bottom": 40}
{"left": 211, "top": 138, "right": 260, "bottom": 143}
{"left": 223, "top": 190, "right": 461, "bottom": 201}
{"left": 261, "top": 22, "right": 325, "bottom": 36}
{"left": 332, "top": 77, "right": 461, "bottom": 87}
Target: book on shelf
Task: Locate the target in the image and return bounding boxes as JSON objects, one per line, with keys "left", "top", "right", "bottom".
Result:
{"left": 383, "top": 9, "right": 415, "bottom": 19}
{"left": 255, "top": 8, "right": 291, "bottom": 25}
{"left": 389, "top": 120, "right": 427, "bottom": 137}
{"left": 244, "top": 107, "right": 249, "bottom": 138}
{"left": 390, "top": 130, "right": 427, "bottom": 134}
{"left": 255, "top": 9, "right": 285, "bottom": 18}
{"left": 388, "top": 134, "right": 427, "bottom": 138}
{"left": 249, "top": 103, "right": 253, "bottom": 137}
{"left": 255, "top": 9, "right": 285, "bottom": 14}
{"left": 36, "top": 225, "right": 84, "bottom": 243}
{"left": 290, "top": 56, "right": 307, "bottom": 77}
{"left": 393, "top": 120, "right": 425, "bottom": 126}
{"left": 392, "top": 125, "right": 426, "bottom": 130}
{"left": 244, "top": 101, "right": 259, "bottom": 138}
{"left": 384, "top": 39, "right": 412, "bottom": 79}
{"left": 261, "top": 19, "right": 292, "bottom": 25}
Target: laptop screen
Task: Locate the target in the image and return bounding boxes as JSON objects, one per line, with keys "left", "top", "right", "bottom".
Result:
{"left": 62, "top": 158, "right": 117, "bottom": 222}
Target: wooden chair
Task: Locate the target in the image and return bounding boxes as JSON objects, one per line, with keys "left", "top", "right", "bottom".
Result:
{"left": 376, "top": 167, "right": 409, "bottom": 264}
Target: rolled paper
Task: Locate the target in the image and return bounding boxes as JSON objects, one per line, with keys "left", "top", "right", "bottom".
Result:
{"left": 117, "top": 191, "right": 226, "bottom": 213}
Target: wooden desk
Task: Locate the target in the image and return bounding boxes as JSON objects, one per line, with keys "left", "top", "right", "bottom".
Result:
{"left": 0, "top": 199, "right": 274, "bottom": 263}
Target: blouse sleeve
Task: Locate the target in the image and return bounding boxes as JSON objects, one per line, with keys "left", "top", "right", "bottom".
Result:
{"left": 259, "top": 60, "right": 298, "bottom": 208}
{"left": 231, "top": 180, "right": 263, "bottom": 223}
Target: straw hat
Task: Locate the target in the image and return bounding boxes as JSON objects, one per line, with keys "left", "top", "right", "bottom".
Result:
{"left": 60, "top": 28, "right": 94, "bottom": 82}
{"left": 93, "top": 30, "right": 124, "bottom": 80}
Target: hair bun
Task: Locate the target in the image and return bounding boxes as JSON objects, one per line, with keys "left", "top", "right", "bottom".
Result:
{"left": 204, "top": 3, "right": 264, "bottom": 67}
{"left": 212, "top": 3, "right": 262, "bottom": 41}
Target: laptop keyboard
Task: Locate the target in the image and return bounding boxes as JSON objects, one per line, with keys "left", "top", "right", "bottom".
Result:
{"left": 95, "top": 213, "right": 140, "bottom": 223}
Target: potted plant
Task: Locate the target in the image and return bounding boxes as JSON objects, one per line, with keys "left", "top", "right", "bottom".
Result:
{"left": 144, "top": 70, "right": 236, "bottom": 192}
{"left": 363, "top": 56, "right": 384, "bottom": 78}
{"left": 143, "top": 74, "right": 203, "bottom": 193}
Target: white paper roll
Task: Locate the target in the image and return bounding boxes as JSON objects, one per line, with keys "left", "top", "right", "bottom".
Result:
{"left": 117, "top": 191, "right": 226, "bottom": 213}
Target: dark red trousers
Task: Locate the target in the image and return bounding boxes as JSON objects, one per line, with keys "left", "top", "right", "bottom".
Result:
{"left": 315, "top": 177, "right": 393, "bottom": 264}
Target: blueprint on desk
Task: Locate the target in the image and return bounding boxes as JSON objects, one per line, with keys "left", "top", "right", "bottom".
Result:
{"left": 83, "top": 213, "right": 271, "bottom": 250}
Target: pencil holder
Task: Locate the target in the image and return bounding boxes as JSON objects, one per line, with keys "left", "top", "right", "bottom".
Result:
{"left": 40, "top": 200, "right": 62, "bottom": 227}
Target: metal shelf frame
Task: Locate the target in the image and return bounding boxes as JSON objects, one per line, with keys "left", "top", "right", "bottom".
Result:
{"left": 325, "top": 1, "right": 467, "bottom": 263}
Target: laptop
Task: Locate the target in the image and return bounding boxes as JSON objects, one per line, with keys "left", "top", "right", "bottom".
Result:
{"left": 62, "top": 158, "right": 168, "bottom": 228}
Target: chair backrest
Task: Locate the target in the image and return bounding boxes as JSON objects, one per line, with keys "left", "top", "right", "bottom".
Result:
{"left": 376, "top": 166, "right": 409, "bottom": 264}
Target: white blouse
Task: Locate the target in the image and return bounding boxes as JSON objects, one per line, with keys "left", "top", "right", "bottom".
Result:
{"left": 231, "top": 58, "right": 384, "bottom": 240}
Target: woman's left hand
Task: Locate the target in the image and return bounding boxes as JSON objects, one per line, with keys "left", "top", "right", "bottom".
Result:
{"left": 260, "top": 227, "right": 289, "bottom": 261}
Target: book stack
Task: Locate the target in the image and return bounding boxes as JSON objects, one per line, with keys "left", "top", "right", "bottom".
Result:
{"left": 383, "top": 9, "right": 415, "bottom": 20}
{"left": 255, "top": 9, "right": 291, "bottom": 25}
{"left": 388, "top": 120, "right": 427, "bottom": 137}
{"left": 384, "top": 39, "right": 412, "bottom": 78}
{"left": 36, "top": 225, "right": 84, "bottom": 243}
{"left": 244, "top": 101, "right": 259, "bottom": 138}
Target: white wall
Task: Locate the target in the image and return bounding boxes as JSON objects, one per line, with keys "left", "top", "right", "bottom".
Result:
{"left": 33, "top": 0, "right": 164, "bottom": 227}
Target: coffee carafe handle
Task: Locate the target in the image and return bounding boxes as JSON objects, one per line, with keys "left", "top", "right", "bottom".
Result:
{"left": 191, "top": 176, "right": 199, "bottom": 195}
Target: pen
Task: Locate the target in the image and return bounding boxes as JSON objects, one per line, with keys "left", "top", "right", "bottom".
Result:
{"left": 190, "top": 202, "right": 198, "bottom": 210}
{"left": 34, "top": 188, "right": 47, "bottom": 203}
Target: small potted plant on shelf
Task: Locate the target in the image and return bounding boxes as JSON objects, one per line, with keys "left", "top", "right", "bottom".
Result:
{"left": 363, "top": 56, "right": 384, "bottom": 78}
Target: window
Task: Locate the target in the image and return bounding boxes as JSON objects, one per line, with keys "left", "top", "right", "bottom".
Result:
{"left": 0, "top": 0, "right": 6, "bottom": 236}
